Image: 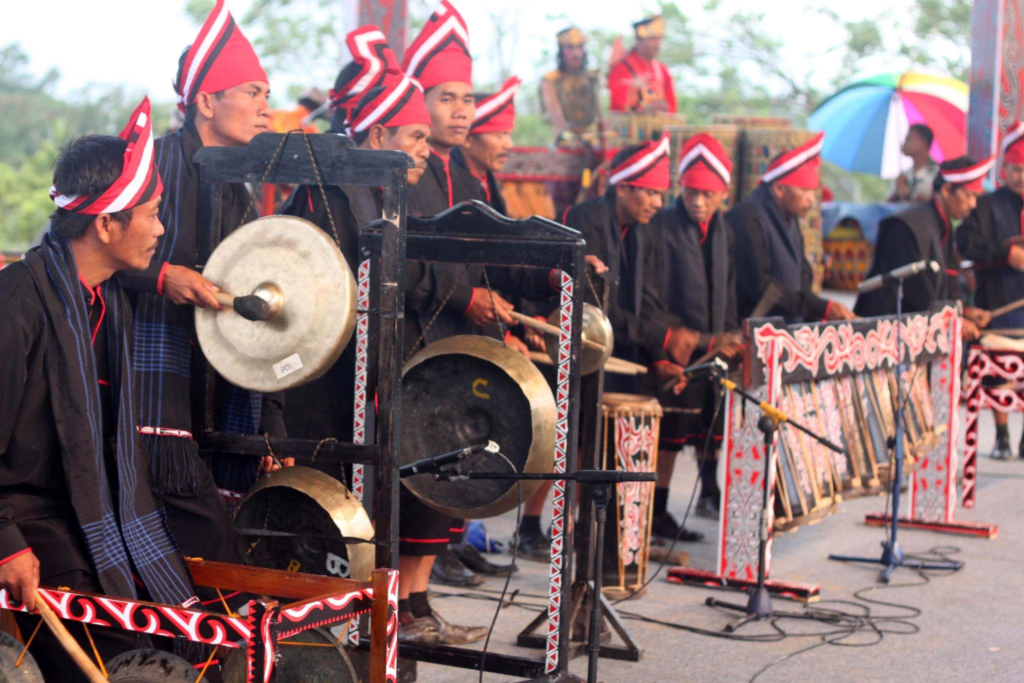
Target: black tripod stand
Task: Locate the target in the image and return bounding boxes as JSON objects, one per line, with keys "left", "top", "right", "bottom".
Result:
{"left": 828, "top": 279, "right": 962, "bottom": 581}
{"left": 433, "top": 467, "right": 656, "bottom": 683}
{"left": 703, "top": 368, "right": 845, "bottom": 632}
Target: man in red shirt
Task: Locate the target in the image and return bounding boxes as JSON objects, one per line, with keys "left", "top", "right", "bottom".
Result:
{"left": 608, "top": 15, "right": 677, "bottom": 114}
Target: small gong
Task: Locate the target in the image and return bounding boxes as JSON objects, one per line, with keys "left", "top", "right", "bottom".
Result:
{"left": 234, "top": 467, "right": 374, "bottom": 582}
{"left": 546, "top": 303, "right": 614, "bottom": 375}
{"left": 196, "top": 215, "right": 357, "bottom": 392}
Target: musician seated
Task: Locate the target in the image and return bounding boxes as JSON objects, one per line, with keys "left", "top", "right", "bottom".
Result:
{"left": 0, "top": 101, "right": 200, "bottom": 682}
{"left": 854, "top": 156, "right": 993, "bottom": 341}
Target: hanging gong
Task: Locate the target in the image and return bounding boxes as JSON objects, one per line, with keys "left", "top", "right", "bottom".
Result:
{"left": 545, "top": 302, "right": 614, "bottom": 375}
{"left": 234, "top": 466, "right": 374, "bottom": 582}
{"left": 196, "top": 215, "right": 357, "bottom": 392}
{"left": 401, "top": 335, "right": 556, "bottom": 519}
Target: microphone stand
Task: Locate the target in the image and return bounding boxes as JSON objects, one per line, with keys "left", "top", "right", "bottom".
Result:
{"left": 429, "top": 466, "right": 657, "bottom": 683}
{"left": 702, "top": 364, "right": 844, "bottom": 632}
{"left": 828, "top": 279, "right": 962, "bottom": 581}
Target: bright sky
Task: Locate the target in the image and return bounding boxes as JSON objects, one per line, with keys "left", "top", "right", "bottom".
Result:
{"left": 3, "top": 0, "right": 924, "bottom": 105}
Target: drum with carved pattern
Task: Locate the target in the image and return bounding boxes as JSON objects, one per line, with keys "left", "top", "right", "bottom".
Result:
{"left": 600, "top": 393, "right": 662, "bottom": 599}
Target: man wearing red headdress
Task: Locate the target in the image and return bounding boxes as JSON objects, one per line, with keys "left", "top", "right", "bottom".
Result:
{"left": 280, "top": 38, "right": 432, "bottom": 445}
{"left": 958, "top": 127, "right": 1024, "bottom": 458}
{"left": 0, "top": 100, "right": 200, "bottom": 680}
{"left": 730, "top": 133, "right": 855, "bottom": 324}
{"left": 856, "top": 156, "right": 993, "bottom": 340}
{"left": 646, "top": 134, "right": 741, "bottom": 532}
{"left": 396, "top": 0, "right": 552, "bottom": 642}
{"left": 564, "top": 135, "right": 701, "bottom": 378}
{"left": 608, "top": 15, "right": 677, "bottom": 114}
{"left": 119, "top": 0, "right": 281, "bottom": 574}
{"left": 452, "top": 76, "right": 521, "bottom": 216}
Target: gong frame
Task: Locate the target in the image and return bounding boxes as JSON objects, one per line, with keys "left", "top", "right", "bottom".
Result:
{"left": 193, "top": 134, "right": 591, "bottom": 680}
{"left": 361, "top": 200, "right": 589, "bottom": 679}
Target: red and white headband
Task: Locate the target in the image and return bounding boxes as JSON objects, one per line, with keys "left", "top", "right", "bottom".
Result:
{"left": 609, "top": 133, "right": 671, "bottom": 190}
{"left": 941, "top": 156, "right": 995, "bottom": 192}
{"left": 401, "top": 0, "right": 472, "bottom": 90}
{"left": 349, "top": 70, "right": 431, "bottom": 133}
{"left": 761, "top": 132, "right": 825, "bottom": 188}
{"left": 50, "top": 97, "right": 163, "bottom": 215}
{"left": 329, "top": 25, "right": 400, "bottom": 111}
{"left": 678, "top": 133, "right": 732, "bottom": 191}
{"left": 471, "top": 76, "right": 521, "bottom": 134}
{"left": 1001, "top": 122, "right": 1024, "bottom": 166}
{"left": 174, "top": 0, "right": 267, "bottom": 112}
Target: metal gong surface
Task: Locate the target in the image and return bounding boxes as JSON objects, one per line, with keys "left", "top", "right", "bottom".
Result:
{"left": 234, "top": 467, "right": 374, "bottom": 582}
{"left": 221, "top": 627, "right": 358, "bottom": 683}
{"left": 196, "top": 215, "right": 356, "bottom": 392}
{"left": 401, "top": 335, "right": 556, "bottom": 519}
{"left": 546, "top": 303, "right": 614, "bottom": 375}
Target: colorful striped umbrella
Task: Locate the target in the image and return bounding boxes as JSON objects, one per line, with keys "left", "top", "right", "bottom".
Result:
{"left": 808, "top": 71, "right": 968, "bottom": 179}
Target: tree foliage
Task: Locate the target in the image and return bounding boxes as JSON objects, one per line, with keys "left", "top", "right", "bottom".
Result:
{"left": 0, "top": 44, "right": 169, "bottom": 250}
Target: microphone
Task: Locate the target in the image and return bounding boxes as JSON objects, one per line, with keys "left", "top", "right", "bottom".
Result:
{"left": 857, "top": 260, "right": 940, "bottom": 294}
{"left": 661, "top": 357, "right": 728, "bottom": 392}
{"left": 398, "top": 441, "right": 499, "bottom": 478}
{"left": 683, "top": 357, "right": 729, "bottom": 379}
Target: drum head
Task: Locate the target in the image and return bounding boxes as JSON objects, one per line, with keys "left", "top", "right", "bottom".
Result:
{"left": 234, "top": 467, "right": 374, "bottom": 582}
{"left": 401, "top": 336, "right": 556, "bottom": 519}
{"left": 196, "top": 215, "right": 357, "bottom": 392}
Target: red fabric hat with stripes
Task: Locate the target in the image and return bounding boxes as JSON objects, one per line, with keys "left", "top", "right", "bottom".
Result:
{"left": 174, "top": 0, "right": 268, "bottom": 113}
{"left": 942, "top": 156, "right": 995, "bottom": 193}
{"left": 761, "top": 132, "right": 825, "bottom": 189}
{"left": 1001, "top": 122, "right": 1024, "bottom": 166}
{"left": 50, "top": 97, "right": 162, "bottom": 215}
{"left": 609, "top": 133, "right": 671, "bottom": 190}
{"left": 678, "top": 133, "right": 732, "bottom": 191}
{"left": 471, "top": 77, "right": 521, "bottom": 134}
{"left": 349, "top": 69, "right": 431, "bottom": 134}
{"left": 401, "top": 1, "right": 472, "bottom": 91}
{"left": 329, "top": 25, "right": 400, "bottom": 112}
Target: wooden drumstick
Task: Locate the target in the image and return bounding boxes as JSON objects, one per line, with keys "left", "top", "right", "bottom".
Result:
{"left": 528, "top": 351, "right": 647, "bottom": 375}
{"left": 987, "top": 297, "right": 1024, "bottom": 320}
{"left": 35, "top": 592, "right": 107, "bottom": 683}
{"left": 507, "top": 311, "right": 607, "bottom": 352}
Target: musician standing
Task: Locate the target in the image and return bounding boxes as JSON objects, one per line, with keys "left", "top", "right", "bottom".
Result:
{"left": 608, "top": 15, "right": 677, "bottom": 114}
{"left": 563, "top": 135, "right": 700, "bottom": 385}
{"left": 648, "top": 135, "right": 742, "bottom": 531}
{"left": 281, "top": 28, "right": 432, "bottom": 445}
{"left": 855, "top": 156, "right": 993, "bottom": 343}
{"left": 0, "top": 101, "right": 199, "bottom": 681}
{"left": 119, "top": 0, "right": 284, "bottom": 570}
{"left": 452, "top": 76, "right": 521, "bottom": 217}
{"left": 957, "top": 130, "right": 1024, "bottom": 459}
{"left": 729, "top": 133, "right": 856, "bottom": 323}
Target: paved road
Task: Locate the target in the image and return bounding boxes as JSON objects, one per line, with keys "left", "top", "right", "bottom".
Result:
{"left": 410, "top": 406, "right": 1023, "bottom": 682}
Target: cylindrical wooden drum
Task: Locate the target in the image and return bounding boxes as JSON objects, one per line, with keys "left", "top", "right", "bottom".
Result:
{"left": 600, "top": 393, "right": 662, "bottom": 599}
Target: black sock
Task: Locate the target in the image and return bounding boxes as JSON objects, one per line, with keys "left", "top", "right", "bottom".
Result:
{"left": 409, "top": 591, "right": 432, "bottom": 618}
{"left": 399, "top": 598, "right": 411, "bottom": 615}
{"left": 996, "top": 424, "right": 1010, "bottom": 442}
{"left": 699, "top": 456, "right": 720, "bottom": 500}
{"left": 653, "top": 487, "right": 670, "bottom": 516}
{"left": 520, "top": 514, "right": 542, "bottom": 537}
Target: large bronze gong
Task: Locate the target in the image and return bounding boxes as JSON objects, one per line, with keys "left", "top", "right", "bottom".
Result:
{"left": 234, "top": 467, "right": 374, "bottom": 582}
{"left": 196, "top": 215, "right": 357, "bottom": 392}
{"left": 401, "top": 335, "right": 556, "bottom": 519}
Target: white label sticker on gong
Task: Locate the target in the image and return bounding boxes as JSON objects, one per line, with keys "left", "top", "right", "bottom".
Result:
{"left": 273, "top": 353, "right": 303, "bottom": 380}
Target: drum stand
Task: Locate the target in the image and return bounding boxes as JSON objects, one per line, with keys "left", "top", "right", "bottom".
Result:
{"left": 828, "top": 280, "right": 962, "bottom": 581}
{"left": 703, "top": 367, "right": 844, "bottom": 632}
{"left": 434, "top": 468, "right": 656, "bottom": 683}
